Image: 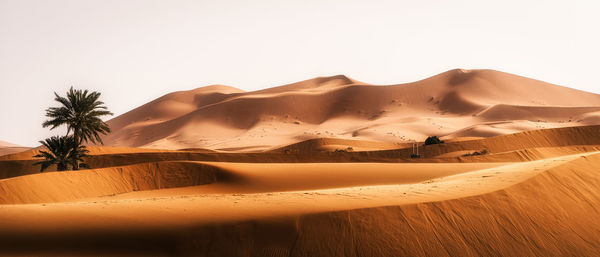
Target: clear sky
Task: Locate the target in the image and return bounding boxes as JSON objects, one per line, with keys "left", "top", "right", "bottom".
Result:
{"left": 1, "top": 0, "right": 598, "bottom": 146}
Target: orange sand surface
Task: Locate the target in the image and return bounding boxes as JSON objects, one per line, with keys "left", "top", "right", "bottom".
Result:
{"left": 2, "top": 70, "right": 600, "bottom": 255}
{"left": 0, "top": 140, "right": 30, "bottom": 157}
{"left": 98, "top": 69, "right": 600, "bottom": 151}
{"left": 1, "top": 125, "right": 600, "bottom": 256}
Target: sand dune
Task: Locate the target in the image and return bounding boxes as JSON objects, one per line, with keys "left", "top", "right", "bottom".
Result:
{"left": 0, "top": 145, "right": 175, "bottom": 161}
{"left": 0, "top": 146, "right": 30, "bottom": 157}
{"left": 0, "top": 161, "right": 221, "bottom": 204}
{"left": 270, "top": 137, "right": 408, "bottom": 153}
{"left": 0, "top": 140, "right": 21, "bottom": 147}
{"left": 1, "top": 126, "right": 600, "bottom": 255}
{"left": 2, "top": 69, "right": 600, "bottom": 255}
{"left": 2, "top": 125, "right": 599, "bottom": 181}
{"left": 0, "top": 140, "right": 30, "bottom": 157}
{"left": 0, "top": 141, "right": 598, "bottom": 255}
{"left": 0, "top": 161, "right": 507, "bottom": 204}
{"left": 99, "top": 69, "right": 600, "bottom": 150}
{"left": 290, "top": 152, "right": 600, "bottom": 256}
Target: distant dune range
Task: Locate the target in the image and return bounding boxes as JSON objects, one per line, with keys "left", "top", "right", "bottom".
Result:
{"left": 2, "top": 69, "right": 600, "bottom": 256}
{"left": 100, "top": 69, "right": 600, "bottom": 151}
{"left": 0, "top": 140, "right": 30, "bottom": 157}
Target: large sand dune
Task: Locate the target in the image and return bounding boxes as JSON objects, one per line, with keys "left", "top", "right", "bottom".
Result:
{"left": 100, "top": 69, "right": 600, "bottom": 150}
{"left": 3, "top": 125, "right": 599, "bottom": 179}
{"left": 1, "top": 125, "right": 600, "bottom": 255}
{"left": 0, "top": 140, "right": 30, "bottom": 157}
{"left": 2, "top": 69, "right": 600, "bottom": 255}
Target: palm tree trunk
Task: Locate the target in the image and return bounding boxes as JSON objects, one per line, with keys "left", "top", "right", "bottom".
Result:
{"left": 57, "top": 163, "right": 68, "bottom": 171}
{"left": 72, "top": 132, "right": 81, "bottom": 170}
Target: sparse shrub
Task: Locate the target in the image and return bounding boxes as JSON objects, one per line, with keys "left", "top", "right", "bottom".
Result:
{"left": 282, "top": 148, "right": 300, "bottom": 154}
{"left": 424, "top": 136, "right": 444, "bottom": 145}
{"left": 334, "top": 147, "right": 354, "bottom": 153}
{"left": 461, "top": 149, "right": 489, "bottom": 157}
{"left": 410, "top": 154, "right": 421, "bottom": 158}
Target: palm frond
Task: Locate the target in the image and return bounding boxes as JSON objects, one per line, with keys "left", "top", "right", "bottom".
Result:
{"left": 32, "top": 135, "right": 89, "bottom": 171}
{"left": 43, "top": 87, "right": 113, "bottom": 144}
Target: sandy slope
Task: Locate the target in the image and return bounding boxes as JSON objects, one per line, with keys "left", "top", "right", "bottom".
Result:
{"left": 0, "top": 140, "right": 21, "bottom": 147}
{"left": 0, "top": 161, "right": 507, "bottom": 204}
{"left": 1, "top": 152, "right": 586, "bottom": 229}
{"left": 0, "top": 150, "right": 597, "bottom": 255}
{"left": 2, "top": 125, "right": 599, "bottom": 181}
{"left": 0, "top": 147, "right": 30, "bottom": 157}
{"left": 0, "top": 140, "right": 30, "bottom": 157}
{"left": 0, "top": 126, "right": 600, "bottom": 255}
{"left": 0, "top": 145, "right": 173, "bottom": 161}
{"left": 270, "top": 137, "right": 408, "bottom": 153}
{"left": 99, "top": 69, "right": 600, "bottom": 150}
{"left": 2, "top": 70, "right": 600, "bottom": 256}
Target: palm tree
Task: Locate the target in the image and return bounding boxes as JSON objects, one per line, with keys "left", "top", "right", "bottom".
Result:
{"left": 33, "top": 136, "right": 89, "bottom": 172}
{"left": 42, "top": 87, "right": 113, "bottom": 145}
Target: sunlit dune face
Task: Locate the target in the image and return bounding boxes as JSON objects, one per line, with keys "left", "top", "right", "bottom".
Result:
{"left": 90, "top": 70, "right": 600, "bottom": 151}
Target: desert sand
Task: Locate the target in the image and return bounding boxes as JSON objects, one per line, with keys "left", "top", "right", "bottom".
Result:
{"left": 0, "top": 140, "right": 30, "bottom": 157}
{"left": 1, "top": 125, "right": 599, "bottom": 256}
{"left": 99, "top": 69, "right": 600, "bottom": 151}
{"left": 1, "top": 70, "right": 600, "bottom": 256}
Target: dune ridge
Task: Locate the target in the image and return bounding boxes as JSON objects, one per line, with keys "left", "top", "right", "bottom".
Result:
{"left": 99, "top": 69, "right": 600, "bottom": 150}
{"left": 0, "top": 161, "right": 508, "bottom": 204}
{"left": 0, "top": 140, "right": 30, "bottom": 157}
{"left": 0, "top": 161, "right": 221, "bottom": 204}
{"left": 0, "top": 148, "right": 597, "bottom": 255}
{"left": 290, "top": 152, "right": 600, "bottom": 256}
{"left": 0, "top": 140, "right": 22, "bottom": 147}
{"left": 2, "top": 68, "right": 600, "bottom": 256}
{"left": 2, "top": 125, "right": 599, "bottom": 181}
{"left": 1, "top": 124, "right": 600, "bottom": 255}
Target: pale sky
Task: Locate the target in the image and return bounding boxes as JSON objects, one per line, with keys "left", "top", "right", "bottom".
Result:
{"left": 1, "top": 0, "right": 599, "bottom": 146}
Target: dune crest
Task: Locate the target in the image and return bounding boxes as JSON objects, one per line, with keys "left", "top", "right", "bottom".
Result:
{"left": 2, "top": 69, "right": 600, "bottom": 255}
{"left": 99, "top": 69, "right": 600, "bottom": 151}
{"left": 0, "top": 140, "right": 30, "bottom": 157}
{"left": 0, "top": 140, "right": 22, "bottom": 147}
{"left": 1, "top": 125, "right": 599, "bottom": 255}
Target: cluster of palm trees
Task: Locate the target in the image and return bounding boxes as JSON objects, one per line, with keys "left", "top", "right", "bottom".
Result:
{"left": 33, "top": 87, "right": 113, "bottom": 172}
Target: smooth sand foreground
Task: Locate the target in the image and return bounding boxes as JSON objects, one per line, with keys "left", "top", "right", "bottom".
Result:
{"left": 0, "top": 126, "right": 600, "bottom": 256}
